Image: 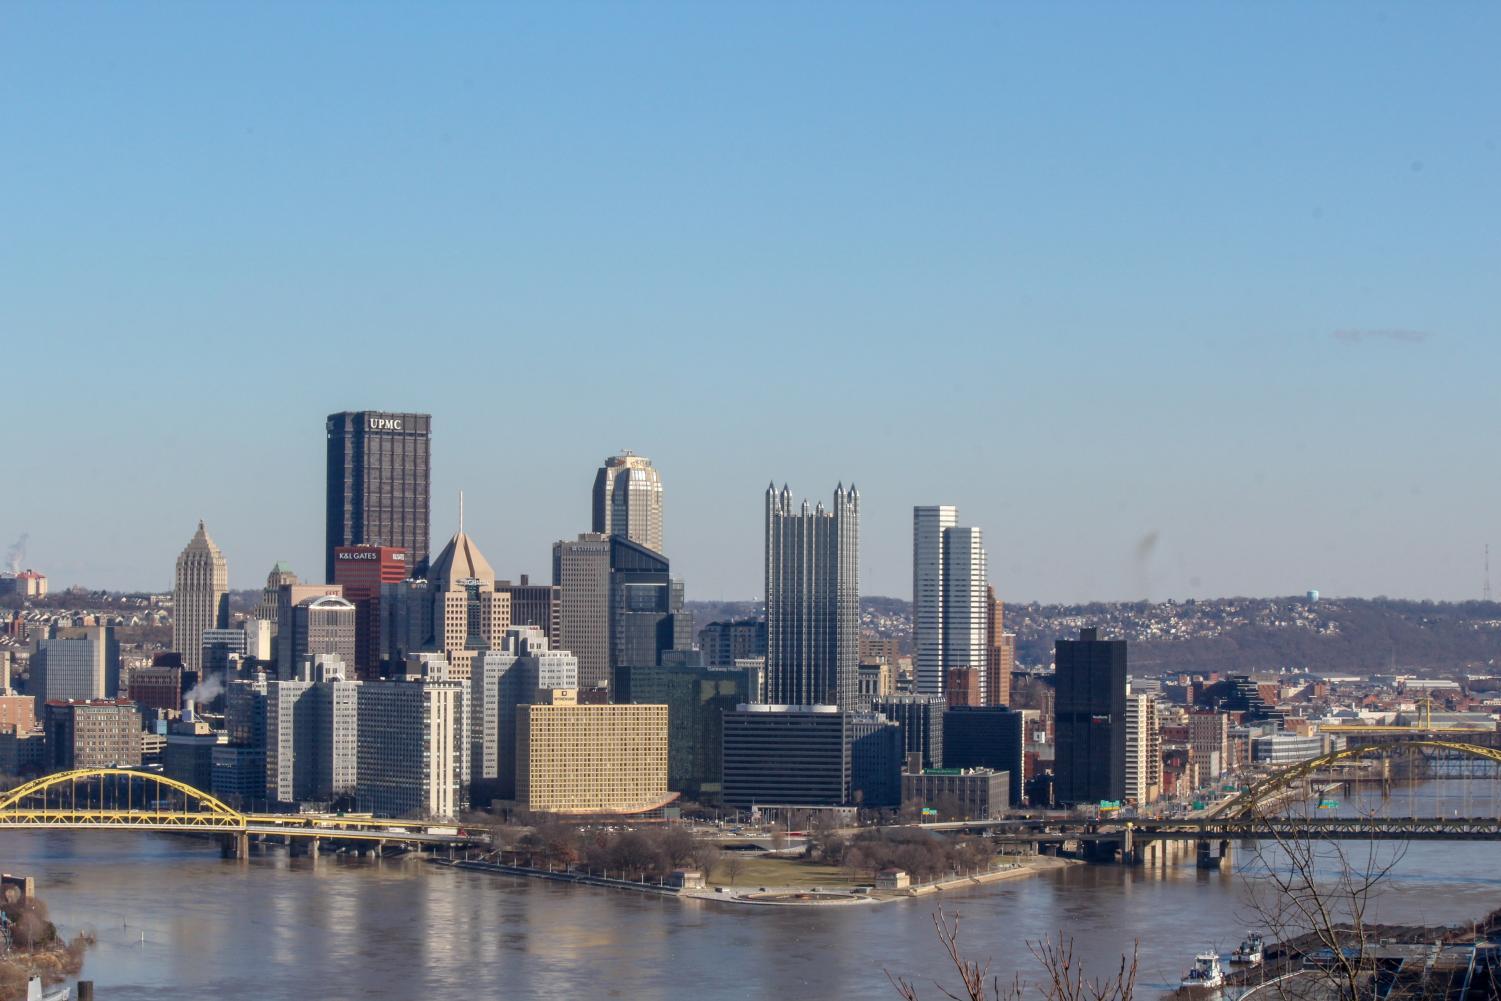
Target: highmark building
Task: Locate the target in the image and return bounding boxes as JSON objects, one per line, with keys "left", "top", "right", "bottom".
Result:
{"left": 325, "top": 411, "right": 432, "bottom": 582}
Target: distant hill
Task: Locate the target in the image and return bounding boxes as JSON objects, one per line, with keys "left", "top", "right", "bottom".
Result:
{"left": 688, "top": 595, "right": 1501, "bottom": 676}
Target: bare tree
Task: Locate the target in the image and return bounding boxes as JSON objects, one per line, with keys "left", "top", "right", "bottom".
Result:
{"left": 719, "top": 851, "right": 746, "bottom": 886}
{"left": 887, "top": 907, "right": 1137, "bottom": 1001}
{"left": 1240, "top": 797, "right": 1408, "bottom": 1001}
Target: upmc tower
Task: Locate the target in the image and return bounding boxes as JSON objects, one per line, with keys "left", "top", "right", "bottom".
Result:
{"left": 325, "top": 411, "right": 432, "bottom": 583}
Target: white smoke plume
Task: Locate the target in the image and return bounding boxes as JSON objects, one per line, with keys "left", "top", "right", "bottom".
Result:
{"left": 185, "top": 673, "right": 226, "bottom": 706}
{"left": 4, "top": 533, "right": 27, "bottom": 573}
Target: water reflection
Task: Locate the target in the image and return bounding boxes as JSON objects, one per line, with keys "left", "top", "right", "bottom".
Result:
{"left": 1, "top": 794, "right": 1498, "bottom": 1000}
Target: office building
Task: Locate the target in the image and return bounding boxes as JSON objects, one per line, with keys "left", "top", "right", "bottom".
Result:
{"left": 609, "top": 536, "right": 692, "bottom": 676}
{"left": 1054, "top": 628, "right": 1127, "bottom": 805}
{"left": 912, "top": 507, "right": 990, "bottom": 701}
{"left": 0, "top": 694, "right": 34, "bottom": 735}
{"left": 0, "top": 728, "right": 46, "bottom": 778}
{"left": 356, "top": 675, "right": 468, "bottom": 819}
{"left": 243, "top": 618, "right": 272, "bottom": 664}
{"left": 43, "top": 699, "right": 141, "bottom": 770}
{"left": 698, "top": 619, "right": 767, "bottom": 668}
{"left": 274, "top": 583, "right": 343, "bottom": 674}
{"left": 849, "top": 712, "right": 903, "bottom": 808}
{"left": 615, "top": 662, "right": 757, "bottom": 802}
{"left": 378, "top": 578, "right": 434, "bottom": 669}
{"left": 1190, "top": 710, "right": 1230, "bottom": 781}
{"left": 428, "top": 529, "right": 511, "bottom": 682}
{"left": 985, "top": 587, "right": 1013, "bottom": 707}
{"left": 211, "top": 745, "right": 266, "bottom": 807}
{"left": 1125, "top": 692, "right": 1162, "bottom": 805}
{"left": 127, "top": 665, "right": 184, "bottom": 712}
{"left": 201, "top": 627, "right": 247, "bottom": 675}
{"left": 913, "top": 506, "right": 956, "bottom": 698}
{"left": 871, "top": 695, "right": 946, "bottom": 770}
{"left": 515, "top": 701, "right": 670, "bottom": 815}
{"left": 164, "top": 710, "right": 223, "bottom": 792}
{"left": 857, "top": 662, "right": 893, "bottom": 702}
{"left": 592, "top": 451, "right": 664, "bottom": 554}
{"left": 942, "top": 705, "right": 1024, "bottom": 805}
{"left": 721, "top": 705, "right": 897, "bottom": 808}
{"left": 332, "top": 545, "right": 409, "bottom": 679}
{"left": 31, "top": 626, "right": 120, "bottom": 709}
{"left": 469, "top": 627, "right": 577, "bottom": 803}
{"left": 553, "top": 534, "right": 611, "bottom": 690}
{"left": 945, "top": 667, "right": 982, "bottom": 708}
{"left": 254, "top": 562, "right": 299, "bottom": 625}
{"left": 495, "top": 576, "right": 561, "bottom": 650}
{"left": 902, "top": 768, "right": 1009, "bottom": 821}
{"left": 262, "top": 655, "right": 362, "bottom": 806}
{"left": 325, "top": 410, "right": 432, "bottom": 581}
{"left": 285, "top": 596, "right": 358, "bottom": 677}
{"left": 764, "top": 484, "right": 859, "bottom": 709}
{"left": 174, "top": 521, "right": 229, "bottom": 674}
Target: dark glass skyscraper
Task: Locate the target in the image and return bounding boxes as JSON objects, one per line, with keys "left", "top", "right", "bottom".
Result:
{"left": 1054, "top": 627, "right": 1127, "bottom": 806}
{"left": 764, "top": 483, "right": 859, "bottom": 709}
{"left": 325, "top": 412, "right": 432, "bottom": 583}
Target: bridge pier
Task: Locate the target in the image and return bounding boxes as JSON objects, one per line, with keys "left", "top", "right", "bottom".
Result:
{"left": 1196, "top": 838, "right": 1230, "bottom": 869}
{"left": 219, "top": 832, "right": 250, "bottom": 860}
{"left": 289, "top": 837, "right": 320, "bottom": 859}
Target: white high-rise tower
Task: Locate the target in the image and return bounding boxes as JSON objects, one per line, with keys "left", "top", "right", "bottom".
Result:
{"left": 912, "top": 507, "right": 989, "bottom": 700}
{"left": 913, "top": 506, "right": 956, "bottom": 696}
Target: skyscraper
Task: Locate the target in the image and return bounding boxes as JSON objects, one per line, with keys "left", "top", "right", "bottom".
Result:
{"left": 1125, "top": 691, "right": 1162, "bottom": 805}
{"left": 1054, "top": 627, "right": 1127, "bottom": 806}
{"left": 553, "top": 533, "right": 612, "bottom": 690}
{"left": 608, "top": 536, "right": 692, "bottom": 673}
{"left": 913, "top": 507, "right": 990, "bottom": 701}
{"left": 912, "top": 505, "right": 955, "bottom": 698}
{"left": 325, "top": 411, "right": 432, "bottom": 582}
{"left": 764, "top": 483, "right": 859, "bottom": 709}
{"left": 332, "top": 545, "right": 409, "bottom": 679}
{"left": 174, "top": 521, "right": 229, "bottom": 675}
{"left": 592, "top": 452, "right": 664, "bottom": 554}
{"left": 427, "top": 529, "right": 512, "bottom": 682}
{"left": 984, "top": 586, "right": 1013, "bottom": 708}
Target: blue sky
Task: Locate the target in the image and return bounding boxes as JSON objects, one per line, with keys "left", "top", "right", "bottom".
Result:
{"left": 3, "top": 3, "right": 1497, "bottom": 602}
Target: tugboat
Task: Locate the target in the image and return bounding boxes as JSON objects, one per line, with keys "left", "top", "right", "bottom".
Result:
{"left": 1181, "top": 952, "right": 1225, "bottom": 990}
{"left": 1230, "top": 932, "right": 1265, "bottom": 966}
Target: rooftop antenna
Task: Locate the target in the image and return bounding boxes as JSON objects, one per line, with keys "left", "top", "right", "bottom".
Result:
{"left": 1486, "top": 544, "right": 1493, "bottom": 603}
{"left": 459, "top": 491, "right": 465, "bottom": 533}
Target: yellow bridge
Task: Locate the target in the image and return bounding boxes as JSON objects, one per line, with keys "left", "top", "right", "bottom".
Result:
{"left": 0, "top": 769, "right": 481, "bottom": 855}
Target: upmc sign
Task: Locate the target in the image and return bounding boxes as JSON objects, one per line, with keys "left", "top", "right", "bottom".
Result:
{"left": 368, "top": 415, "right": 404, "bottom": 432}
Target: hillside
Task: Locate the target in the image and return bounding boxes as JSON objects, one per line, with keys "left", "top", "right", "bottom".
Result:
{"left": 685, "top": 596, "right": 1501, "bottom": 676}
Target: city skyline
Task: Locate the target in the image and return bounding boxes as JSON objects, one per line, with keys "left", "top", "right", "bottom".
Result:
{"left": 6, "top": 5, "right": 1498, "bottom": 604}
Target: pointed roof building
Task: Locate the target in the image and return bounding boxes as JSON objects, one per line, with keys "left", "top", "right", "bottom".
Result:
{"left": 174, "top": 520, "right": 229, "bottom": 675}
{"left": 429, "top": 530, "right": 496, "bottom": 589}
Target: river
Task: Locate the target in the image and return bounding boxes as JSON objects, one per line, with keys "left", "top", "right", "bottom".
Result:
{"left": 4, "top": 780, "right": 1499, "bottom": 1000}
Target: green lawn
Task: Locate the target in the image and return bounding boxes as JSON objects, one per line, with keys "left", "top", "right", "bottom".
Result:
{"left": 707, "top": 854, "right": 863, "bottom": 889}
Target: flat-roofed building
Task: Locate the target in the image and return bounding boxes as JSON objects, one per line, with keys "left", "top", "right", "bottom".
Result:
{"left": 721, "top": 705, "right": 899, "bottom": 808}
{"left": 0, "top": 694, "right": 35, "bottom": 734}
{"left": 515, "top": 700, "right": 668, "bottom": 815}
{"left": 43, "top": 699, "right": 141, "bottom": 770}
{"left": 901, "top": 767, "right": 1009, "bottom": 821}
{"left": 30, "top": 626, "right": 120, "bottom": 709}
{"left": 495, "top": 576, "right": 561, "bottom": 651}
{"left": 356, "top": 676, "right": 467, "bottom": 819}
{"left": 332, "top": 545, "right": 409, "bottom": 679}
{"left": 943, "top": 706, "right": 1025, "bottom": 806}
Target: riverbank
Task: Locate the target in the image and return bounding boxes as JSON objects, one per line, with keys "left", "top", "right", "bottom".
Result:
{"left": 437, "top": 853, "right": 1076, "bottom": 906}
